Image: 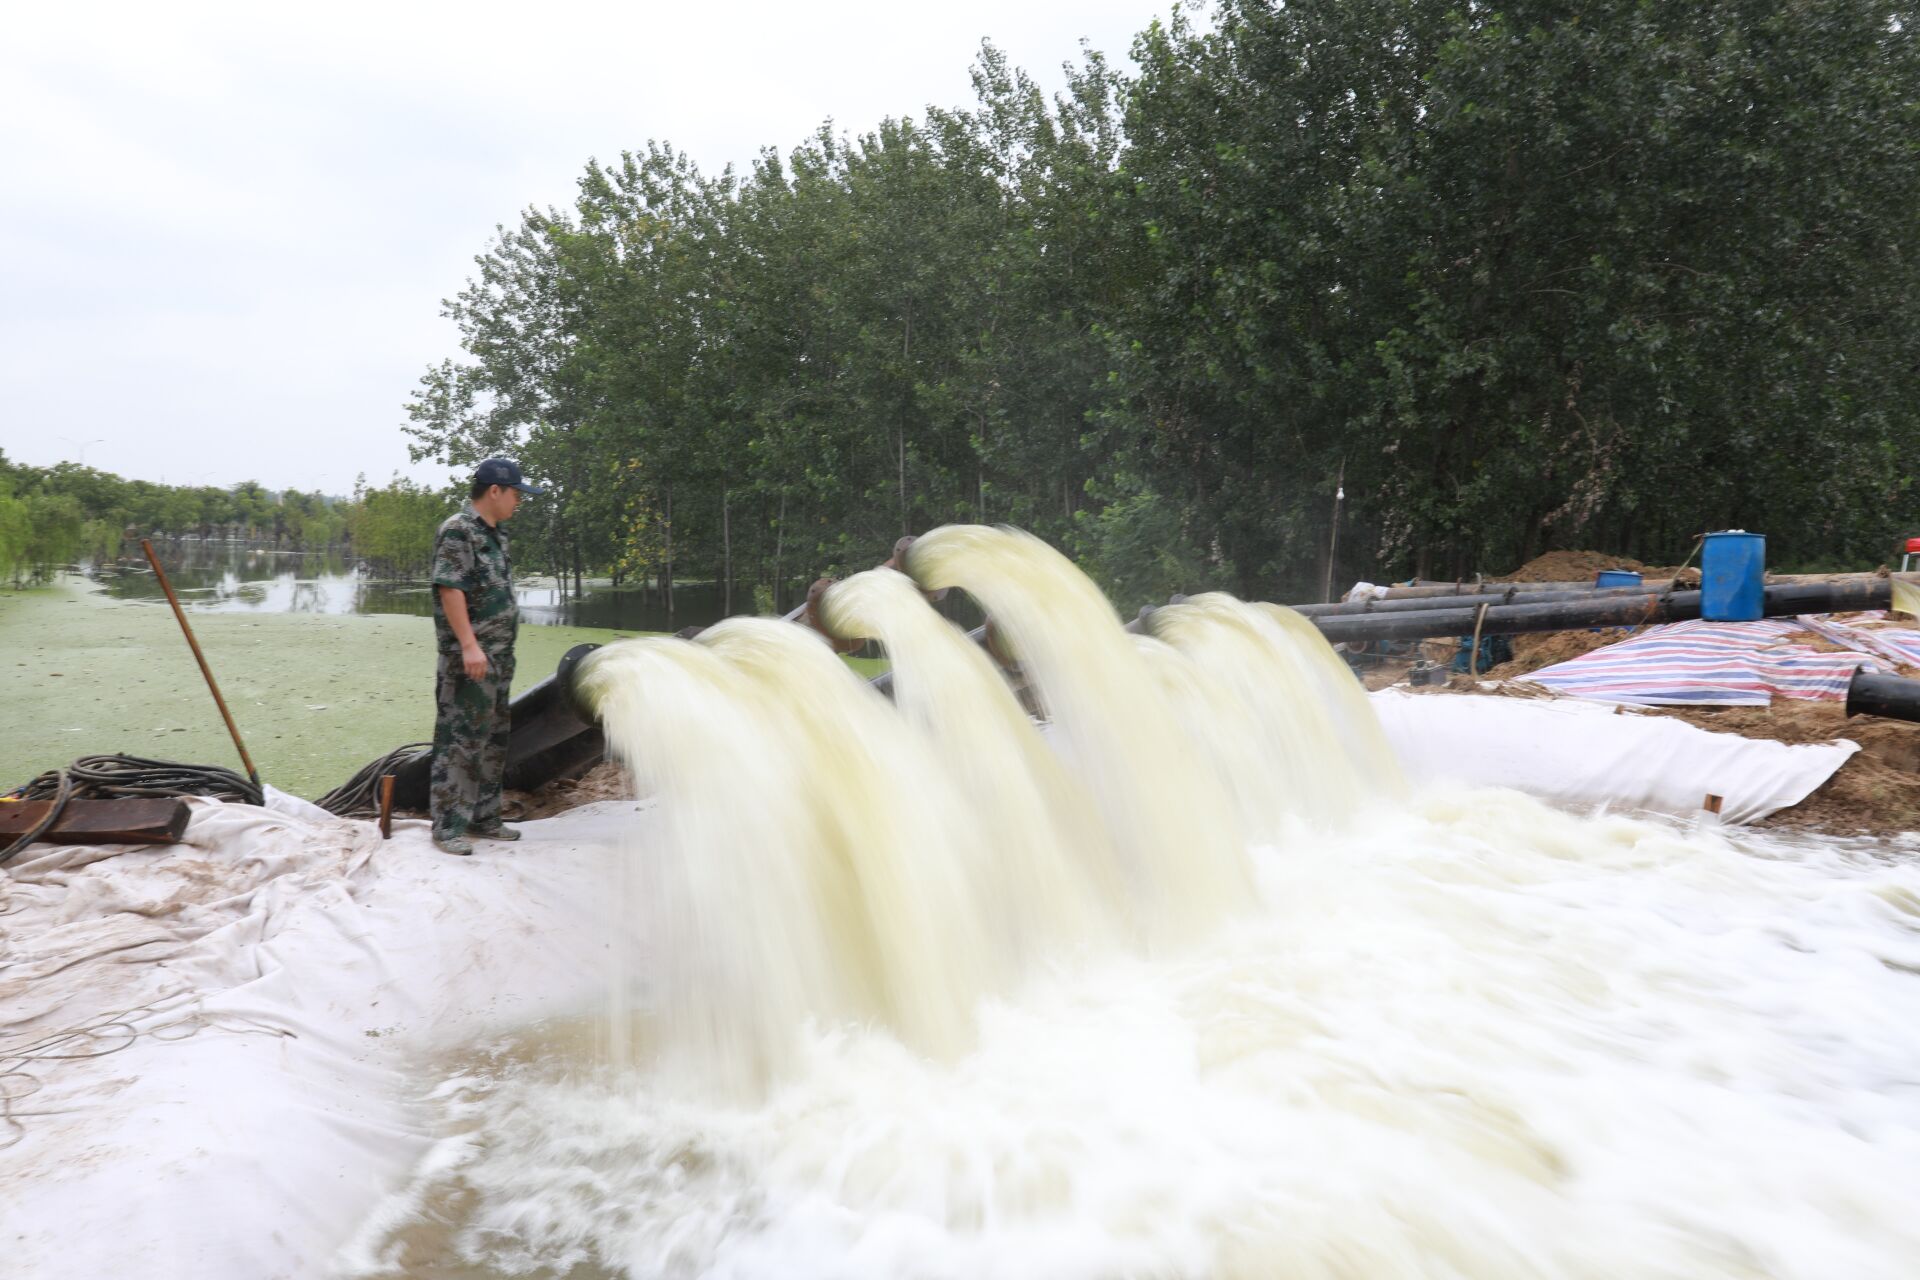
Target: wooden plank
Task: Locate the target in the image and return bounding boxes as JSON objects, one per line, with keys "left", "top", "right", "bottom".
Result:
{"left": 0, "top": 798, "right": 191, "bottom": 846}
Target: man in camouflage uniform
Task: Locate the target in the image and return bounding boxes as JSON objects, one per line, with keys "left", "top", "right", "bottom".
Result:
{"left": 429, "top": 458, "right": 545, "bottom": 855}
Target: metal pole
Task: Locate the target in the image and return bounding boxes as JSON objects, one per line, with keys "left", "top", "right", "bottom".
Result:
{"left": 140, "top": 539, "right": 262, "bottom": 791}
{"left": 1322, "top": 458, "right": 1344, "bottom": 604}
{"left": 378, "top": 774, "right": 395, "bottom": 839}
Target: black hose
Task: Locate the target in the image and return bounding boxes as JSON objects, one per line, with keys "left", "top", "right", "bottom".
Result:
{"left": 6, "top": 755, "right": 263, "bottom": 807}
{"left": 2, "top": 755, "right": 264, "bottom": 867}
{"left": 1, "top": 769, "right": 71, "bottom": 866}
{"left": 313, "top": 743, "right": 430, "bottom": 817}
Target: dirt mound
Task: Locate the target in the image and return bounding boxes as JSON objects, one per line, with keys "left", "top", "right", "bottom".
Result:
{"left": 1495, "top": 551, "right": 1647, "bottom": 583}
{"left": 1641, "top": 563, "right": 1704, "bottom": 586}
{"left": 1651, "top": 699, "right": 1853, "bottom": 746}
{"left": 1612, "top": 700, "right": 1920, "bottom": 835}
{"left": 1763, "top": 752, "right": 1920, "bottom": 835}
{"left": 1483, "top": 629, "right": 1631, "bottom": 680}
{"left": 1467, "top": 603, "right": 1920, "bottom": 833}
{"left": 504, "top": 760, "right": 630, "bottom": 821}
{"left": 1487, "top": 550, "right": 1702, "bottom": 588}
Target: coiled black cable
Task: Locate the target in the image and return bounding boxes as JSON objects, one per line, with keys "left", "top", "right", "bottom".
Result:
{"left": 2, "top": 754, "right": 265, "bottom": 866}
{"left": 7, "top": 754, "right": 263, "bottom": 806}
{"left": 313, "top": 743, "right": 430, "bottom": 817}
{"left": 0, "top": 769, "right": 71, "bottom": 866}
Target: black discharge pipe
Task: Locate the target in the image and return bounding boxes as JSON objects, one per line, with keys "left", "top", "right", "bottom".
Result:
{"left": 337, "top": 627, "right": 934, "bottom": 812}
{"left": 1289, "top": 583, "right": 1667, "bottom": 618}
{"left": 344, "top": 643, "right": 611, "bottom": 814}
{"left": 1381, "top": 578, "right": 1675, "bottom": 599}
{"left": 1845, "top": 669, "right": 1920, "bottom": 723}
{"left": 334, "top": 571, "right": 1905, "bottom": 810}
{"left": 1310, "top": 579, "right": 1895, "bottom": 644}
{"left": 1381, "top": 571, "right": 1893, "bottom": 601}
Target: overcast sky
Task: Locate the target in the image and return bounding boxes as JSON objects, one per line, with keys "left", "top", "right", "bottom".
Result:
{"left": 2, "top": 0, "right": 1177, "bottom": 497}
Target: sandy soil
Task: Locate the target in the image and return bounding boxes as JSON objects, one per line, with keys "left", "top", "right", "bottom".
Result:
{"left": 1489, "top": 550, "right": 1703, "bottom": 587}
{"left": 506, "top": 760, "right": 631, "bottom": 821}
{"left": 1483, "top": 629, "right": 1633, "bottom": 680}
{"left": 1401, "top": 667, "right": 1920, "bottom": 835}
{"left": 1637, "top": 701, "right": 1920, "bottom": 836}
{"left": 1451, "top": 549, "right": 1920, "bottom": 833}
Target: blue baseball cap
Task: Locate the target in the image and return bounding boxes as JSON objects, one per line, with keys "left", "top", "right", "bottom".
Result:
{"left": 473, "top": 458, "right": 547, "bottom": 495}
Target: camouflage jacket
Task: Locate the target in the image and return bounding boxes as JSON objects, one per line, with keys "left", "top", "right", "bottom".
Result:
{"left": 430, "top": 501, "right": 518, "bottom": 655}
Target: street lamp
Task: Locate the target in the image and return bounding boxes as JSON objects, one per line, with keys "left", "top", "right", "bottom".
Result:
{"left": 57, "top": 436, "right": 105, "bottom": 468}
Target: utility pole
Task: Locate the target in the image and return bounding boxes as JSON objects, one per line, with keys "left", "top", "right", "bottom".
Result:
{"left": 1322, "top": 457, "right": 1346, "bottom": 603}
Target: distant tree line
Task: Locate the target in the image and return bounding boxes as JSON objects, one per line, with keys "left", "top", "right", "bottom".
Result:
{"left": 0, "top": 452, "right": 456, "bottom": 585}
{"left": 341, "top": 475, "right": 452, "bottom": 578}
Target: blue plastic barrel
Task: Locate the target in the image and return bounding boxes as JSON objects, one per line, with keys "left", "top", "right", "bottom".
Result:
{"left": 1701, "top": 531, "right": 1765, "bottom": 621}
{"left": 1594, "top": 569, "right": 1642, "bottom": 589}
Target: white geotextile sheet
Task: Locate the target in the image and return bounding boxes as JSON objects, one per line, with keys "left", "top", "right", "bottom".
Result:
{"left": 1371, "top": 688, "right": 1858, "bottom": 824}
{"left": 0, "top": 790, "right": 642, "bottom": 1280}
{"left": 0, "top": 698, "right": 1859, "bottom": 1278}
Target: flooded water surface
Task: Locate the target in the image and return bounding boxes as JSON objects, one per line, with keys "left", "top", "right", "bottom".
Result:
{"left": 94, "top": 542, "right": 738, "bottom": 631}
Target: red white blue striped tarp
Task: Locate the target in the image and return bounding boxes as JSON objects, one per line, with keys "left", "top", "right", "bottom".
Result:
{"left": 1797, "top": 614, "right": 1920, "bottom": 669}
{"left": 1522, "top": 615, "right": 1905, "bottom": 706}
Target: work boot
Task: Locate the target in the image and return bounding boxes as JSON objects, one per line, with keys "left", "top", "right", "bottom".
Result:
{"left": 433, "top": 834, "right": 474, "bottom": 856}
{"left": 470, "top": 824, "right": 521, "bottom": 842}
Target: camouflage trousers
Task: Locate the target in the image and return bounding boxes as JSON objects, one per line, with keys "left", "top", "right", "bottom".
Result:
{"left": 431, "top": 649, "right": 515, "bottom": 840}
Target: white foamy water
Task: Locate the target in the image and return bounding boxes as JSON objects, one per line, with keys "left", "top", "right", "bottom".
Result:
{"left": 345, "top": 525, "right": 1920, "bottom": 1278}
{"left": 347, "top": 799, "right": 1920, "bottom": 1278}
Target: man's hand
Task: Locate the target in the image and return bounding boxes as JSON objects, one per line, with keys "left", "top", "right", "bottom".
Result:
{"left": 440, "top": 586, "right": 490, "bottom": 680}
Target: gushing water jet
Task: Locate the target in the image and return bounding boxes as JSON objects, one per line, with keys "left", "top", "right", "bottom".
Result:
{"left": 906, "top": 525, "right": 1253, "bottom": 946}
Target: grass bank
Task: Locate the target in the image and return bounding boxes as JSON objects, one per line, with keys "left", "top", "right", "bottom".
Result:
{"left": 2, "top": 576, "right": 886, "bottom": 801}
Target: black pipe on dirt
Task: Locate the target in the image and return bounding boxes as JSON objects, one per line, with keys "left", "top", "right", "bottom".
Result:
{"left": 1383, "top": 570, "right": 1892, "bottom": 601}
{"left": 1845, "top": 669, "right": 1920, "bottom": 723}
{"left": 334, "top": 537, "right": 981, "bottom": 812}
{"left": 349, "top": 643, "right": 612, "bottom": 813}
{"left": 1310, "top": 578, "right": 1894, "bottom": 644}
{"left": 1289, "top": 583, "right": 1667, "bottom": 618}
{"left": 1382, "top": 578, "right": 1673, "bottom": 599}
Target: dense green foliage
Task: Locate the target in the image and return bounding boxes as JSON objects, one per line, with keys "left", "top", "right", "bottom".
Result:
{"left": 1124, "top": 0, "right": 1920, "bottom": 586}
{"left": 0, "top": 450, "right": 366, "bottom": 584}
{"left": 392, "top": 0, "right": 1915, "bottom": 609}
{"left": 345, "top": 475, "right": 453, "bottom": 577}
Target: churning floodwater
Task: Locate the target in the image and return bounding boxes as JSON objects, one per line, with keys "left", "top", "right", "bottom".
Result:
{"left": 342, "top": 526, "right": 1920, "bottom": 1279}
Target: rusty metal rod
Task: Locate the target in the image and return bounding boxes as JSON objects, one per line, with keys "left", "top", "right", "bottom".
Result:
{"left": 140, "top": 538, "right": 262, "bottom": 792}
